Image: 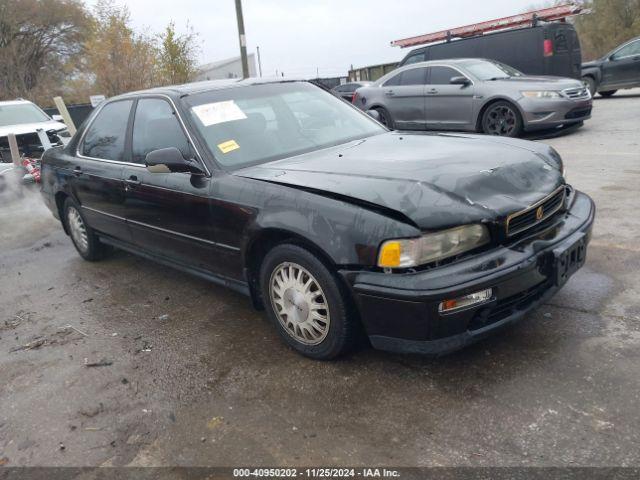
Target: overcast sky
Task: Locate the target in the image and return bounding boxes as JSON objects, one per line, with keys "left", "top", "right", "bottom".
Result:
{"left": 92, "top": 0, "right": 540, "bottom": 78}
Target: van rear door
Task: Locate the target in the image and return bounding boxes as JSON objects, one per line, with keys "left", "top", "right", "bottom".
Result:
{"left": 546, "top": 24, "right": 582, "bottom": 79}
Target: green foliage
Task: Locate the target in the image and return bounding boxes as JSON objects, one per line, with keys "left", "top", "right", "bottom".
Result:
{"left": 157, "top": 21, "right": 200, "bottom": 85}
{"left": 574, "top": 0, "right": 640, "bottom": 60}
{"left": 0, "top": 0, "right": 90, "bottom": 105}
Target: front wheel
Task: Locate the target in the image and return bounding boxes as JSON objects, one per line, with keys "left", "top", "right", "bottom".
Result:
{"left": 583, "top": 77, "right": 596, "bottom": 97}
{"left": 259, "top": 244, "right": 355, "bottom": 360}
{"left": 376, "top": 107, "right": 395, "bottom": 130}
{"left": 481, "top": 101, "right": 523, "bottom": 137}
{"left": 599, "top": 90, "right": 617, "bottom": 97}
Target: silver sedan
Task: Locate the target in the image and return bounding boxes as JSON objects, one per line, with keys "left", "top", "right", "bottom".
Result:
{"left": 353, "top": 58, "right": 592, "bottom": 137}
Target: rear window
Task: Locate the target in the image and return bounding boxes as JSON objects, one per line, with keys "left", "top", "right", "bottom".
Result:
{"left": 555, "top": 31, "right": 569, "bottom": 52}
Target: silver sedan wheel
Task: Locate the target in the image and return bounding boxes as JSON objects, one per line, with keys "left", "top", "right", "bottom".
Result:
{"left": 269, "top": 262, "right": 330, "bottom": 345}
{"left": 485, "top": 104, "right": 517, "bottom": 136}
{"left": 67, "top": 206, "right": 89, "bottom": 253}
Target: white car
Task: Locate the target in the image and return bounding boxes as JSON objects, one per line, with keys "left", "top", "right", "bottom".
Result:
{"left": 0, "top": 100, "right": 71, "bottom": 164}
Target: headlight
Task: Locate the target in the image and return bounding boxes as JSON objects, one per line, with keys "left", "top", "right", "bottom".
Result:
{"left": 521, "top": 90, "right": 562, "bottom": 99}
{"left": 378, "top": 224, "right": 490, "bottom": 269}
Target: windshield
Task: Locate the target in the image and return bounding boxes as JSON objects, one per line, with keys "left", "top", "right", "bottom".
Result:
{"left": 0, "top": 103, "right": 50, "bottom": 127}
{"left": 184, "top": 82, "right": 385, "bottom": 169}
{"left": 463, "top": 60, "right": 524, "bottom": 81}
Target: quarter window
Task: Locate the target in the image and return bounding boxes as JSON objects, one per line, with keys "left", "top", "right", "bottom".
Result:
{"left": 383, "top": 73, "right": 402, "bottom": 86}
{"left": 429, "top": 66, "right": 460, "bottom": 85}
{"left": 81, "top": 100, "right": 133, "bottom": 161}
{"left": 132, "top": 98, "right": 191, "bottom": 164}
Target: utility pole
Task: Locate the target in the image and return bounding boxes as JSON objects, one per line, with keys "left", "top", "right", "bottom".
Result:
{"left": 256, "top": 45, "right": 263, "bottom": 77}
{"left": 234, "top": 0, "right": 249, "bottom": 79}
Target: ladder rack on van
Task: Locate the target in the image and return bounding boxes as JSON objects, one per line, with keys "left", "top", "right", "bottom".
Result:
{"left": 390, "top": 3, "right": 589, "bottom": 48}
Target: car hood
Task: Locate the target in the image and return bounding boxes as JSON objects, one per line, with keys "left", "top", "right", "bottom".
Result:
{"left": 490, "top": 75, "right": 583, "bottom": 90}
{"left": 0, "top": 120, "right": 66, "bottom": 137}
{"left": 235, "top": 132, "right": 564, "bottom": 230}
{"left": 581, "top": 60, "right": 601, "bottom": 69}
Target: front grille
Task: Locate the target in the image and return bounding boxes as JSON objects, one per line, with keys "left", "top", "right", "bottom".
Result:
{"left": 468, "top": 281, "right": 549, "bottom": 330}
{"left": 563, "top": 86, "right": 590, "bottom": 100}
{"left": 505, "top": 186, "right": 566, "bottom": 237}
{"left": 565, "top": 107, "right": 592, "bottom": 119}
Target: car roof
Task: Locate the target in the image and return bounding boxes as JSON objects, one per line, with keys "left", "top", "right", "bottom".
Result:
{"left": 0, "top": 100, "right": 34, "bottom": 106}
{"left": 115, "top": 77, "right": 310, "bottom": 100}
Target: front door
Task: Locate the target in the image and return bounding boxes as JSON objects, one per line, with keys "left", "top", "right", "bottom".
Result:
{"left": 73, "top": 99, "right": 134, "bottom": 241}
{"left": 122, "top": 97, "right": 229, "bottom": 275}
{"left": 601, "top": 39, "right": 640, "bottom": 89}
{"left": 381, "top": 67, "right": 427, "bottom": 130}
{"left": 424, "top": 66, "right": 475, "bottom": 130}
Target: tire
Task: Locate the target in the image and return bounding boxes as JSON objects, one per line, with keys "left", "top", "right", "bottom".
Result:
{"left": 599, "top": 90, "right": 617, "bottom": 97}
{"left": 376, "top": 107, "right": 395, "bottom": 130}
{"left": 259, "top": 243, "right": 355, "bottom": 360}
{"left": 583, "top": 76, "right": 596, "bottom": 97}
{"left": 481, "top": 101, "right": 523, "bottom": 137}
{"left": 63, "top": 197, "right": 108, "bottom": 261}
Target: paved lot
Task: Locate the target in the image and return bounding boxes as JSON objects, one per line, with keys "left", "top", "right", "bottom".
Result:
{"left": 1, "top": 90, "right": 639, "bottom": 467}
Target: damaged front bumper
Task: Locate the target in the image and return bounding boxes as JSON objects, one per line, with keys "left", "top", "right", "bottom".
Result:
{"left": 340, "top": 191, "right": 595, "bottom": 355}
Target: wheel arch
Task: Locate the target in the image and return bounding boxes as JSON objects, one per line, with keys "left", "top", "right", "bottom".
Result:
{"left": 243, "top": 228, "right": 339, "bottom": 310}
{"left": 55, "top": 191, "right": 70, "bottom": 235}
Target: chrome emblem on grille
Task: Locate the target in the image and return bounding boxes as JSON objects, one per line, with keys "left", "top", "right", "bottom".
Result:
{"left": 535, "top": 206, "right": 544, "bottom": 221}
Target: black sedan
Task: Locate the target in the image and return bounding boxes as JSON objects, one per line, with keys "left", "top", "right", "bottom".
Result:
{"left": 331, "top": 81, "right": 372, "bottom": 102}
{"left": 40, "top": 79, "right": 595, "bottom": 359}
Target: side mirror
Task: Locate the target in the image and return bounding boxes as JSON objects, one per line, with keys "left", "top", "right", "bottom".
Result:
{"left": 366, "top": 109, "right": 381, "bottom": 121}
{"left": 51, "top": 114, "right": 64, "bottom": 122}
{"left": 450, "top": 76, "right": 471, "bottom": 86}
{"left": 145, "top": 147, "right": 205, "bottom": 175}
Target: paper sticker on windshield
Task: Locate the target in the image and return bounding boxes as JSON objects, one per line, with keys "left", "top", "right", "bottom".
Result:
{"left": 192, "top": 100, "right": 247, "bottom": 126}
{"left": 217, "top": 140, "right": 240, "bottom": 154}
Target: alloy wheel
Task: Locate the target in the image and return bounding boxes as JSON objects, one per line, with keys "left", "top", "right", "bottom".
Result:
{"left": 485, "top": 105, "right": 517, "bottom": 136}
{"left": 269, "top": 262, "right": 330, "bottom": 345}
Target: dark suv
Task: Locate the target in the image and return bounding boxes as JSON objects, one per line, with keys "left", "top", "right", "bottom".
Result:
{"left": 40, "top": 79, "right": 595, "bottom": 360}
{"left": 581, "top": 36, "right": 640, "bottom": 97}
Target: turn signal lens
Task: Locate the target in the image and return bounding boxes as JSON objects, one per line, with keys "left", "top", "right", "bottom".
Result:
{"left": 377, "top": 224, "right": 490, "bottom": 269}
{"left": 438, "top": 288, "right": 493, "bottom": 314}
{"left": 378, "top": 241, "right": 402, "bottom": 267}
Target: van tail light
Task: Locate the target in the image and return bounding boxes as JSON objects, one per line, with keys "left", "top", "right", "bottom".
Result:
{"left": 543, "top": 39, "right": 553, "bottom": 57}
{"left": 352, "top": 92, "right": 358, "bottom": 104}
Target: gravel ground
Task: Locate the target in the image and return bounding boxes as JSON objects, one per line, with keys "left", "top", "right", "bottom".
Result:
{"left": 0, "top": 89, "right": 639, "bottom": 468}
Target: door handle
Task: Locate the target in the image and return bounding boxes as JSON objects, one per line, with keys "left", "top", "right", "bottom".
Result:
{"left": 427, "top": 88, "right": 438, "bottom": 95}
{"left": 384, "top": 90, "right": 395, "bottom": 96}
{"left": 125, "top": 175, "right": 141, "bottom": 186}
{"left": 72, "top": 166, "right": 82, "bottom": 176}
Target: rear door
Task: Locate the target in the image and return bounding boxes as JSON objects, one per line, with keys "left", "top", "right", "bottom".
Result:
{"left": 121, "top": 97, "right": 228, "bottom": 274}
{"left": 601, "top": 39, "right": 640, "bottom": 89}
{"left": 381, "top": 67, "right": 428, "bottom": 129}
{"left": 74, "top": 99, "right": 134, "bottom": 241}
{"left": 424, "top": 66, "right": 474, "bottom": 130}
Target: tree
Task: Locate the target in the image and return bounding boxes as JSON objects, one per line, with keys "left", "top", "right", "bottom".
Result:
{"left": 0, "top": 0, "right": 90, "bottom": 104}
{"left": 157, "top": 21, "right": 200, "bottom": 85}
{"left": 574, "top": 0, "right": 640, "bottom": 60}
{"left": 85, "top": 0, "right": 158, "bottom": 97}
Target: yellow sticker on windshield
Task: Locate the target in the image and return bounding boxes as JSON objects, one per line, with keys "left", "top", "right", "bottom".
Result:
{"left": 217, "top": 140, "right": 240, "bottom": 154}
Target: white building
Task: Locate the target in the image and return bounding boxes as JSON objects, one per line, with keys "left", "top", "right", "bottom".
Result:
{"left": 195, "top": 54, "right": 257, "bottom": 81}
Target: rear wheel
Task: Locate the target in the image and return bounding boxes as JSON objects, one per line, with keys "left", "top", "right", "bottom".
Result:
{"left": 583, "top": 76, "right": 596, "bottom": 97}
{"left": 260, "top": 243, "right": 355, "bottom": 360}
{"left": 599, "top": 90, "right": 617, "bottom": 97}
{"left": 376, "top": 107, "right": 395, "bottom": 130}
{"left": 481, "top": 101, "right": 523, "bottom": 137}
{"left": 63, "top": 198, "right": 108, "bottom": 261}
